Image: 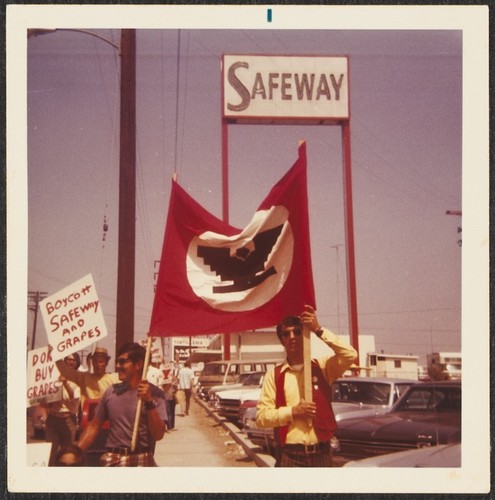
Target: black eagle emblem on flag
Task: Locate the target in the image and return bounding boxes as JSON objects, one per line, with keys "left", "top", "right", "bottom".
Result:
{"left": 197, "top": 224, "right": 284, "bottom": 293}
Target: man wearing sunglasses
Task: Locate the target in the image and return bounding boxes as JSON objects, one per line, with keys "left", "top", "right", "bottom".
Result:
{"left": 256, "top": 305, "right": 357, "bottom": 467}
{"left": 58, "top": 342, "right": 167, "bottom": 466}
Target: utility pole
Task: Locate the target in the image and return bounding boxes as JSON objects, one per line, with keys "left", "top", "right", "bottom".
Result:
{"left": 28, "top": 28, "right": 138, "bottom": 362}
{"left": 115, "top": 29, "right": 137, "bottom": 356}
{"left": 28, "top": 291, "right": 48, "bottom": 350}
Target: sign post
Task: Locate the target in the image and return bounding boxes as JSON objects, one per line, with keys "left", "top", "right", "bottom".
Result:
{"left": 222, "top": 53, "right": 359, "bottom": 391}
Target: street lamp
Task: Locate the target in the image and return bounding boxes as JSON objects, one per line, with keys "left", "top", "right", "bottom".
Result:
{"left": 28, "top": 29, "right": 136, "bottom": 358}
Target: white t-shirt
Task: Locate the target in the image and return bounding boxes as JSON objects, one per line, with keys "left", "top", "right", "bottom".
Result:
{"left": 178, "top": 366, "right": 194, "bottom": 390}
{"left": 146, "top": 365, "right": 165, "bottom": 388}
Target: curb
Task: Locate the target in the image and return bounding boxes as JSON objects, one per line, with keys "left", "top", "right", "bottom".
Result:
{"left": 194, "top": 395, "right": 275, "bottom": 467}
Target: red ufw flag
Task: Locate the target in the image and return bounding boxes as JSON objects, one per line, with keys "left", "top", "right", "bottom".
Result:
{"left": 149, "top": 142, "right": 315, "bottom": 336}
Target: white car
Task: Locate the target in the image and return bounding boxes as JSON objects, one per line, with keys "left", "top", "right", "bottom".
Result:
{"left": 216, "top": 380, "right": 265, "bottom": 424}
{"left": 207, "top": 371, "right": 265, "bottom": 408}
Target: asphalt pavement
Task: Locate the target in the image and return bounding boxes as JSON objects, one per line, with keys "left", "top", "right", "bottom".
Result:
{"left": 153, "top": 395, "right": 275, "bottom": 467}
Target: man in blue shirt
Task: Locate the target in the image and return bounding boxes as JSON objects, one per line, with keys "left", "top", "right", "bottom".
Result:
{"left": 58, "top": 342, "right": 167, "bottom": 466}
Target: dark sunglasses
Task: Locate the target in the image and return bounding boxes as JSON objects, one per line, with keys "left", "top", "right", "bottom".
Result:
{"left": 281, "top": 328, "right": 302, "bottom": 338}
{"left": 116, "top": 357, "right": 131, "bottom": 365}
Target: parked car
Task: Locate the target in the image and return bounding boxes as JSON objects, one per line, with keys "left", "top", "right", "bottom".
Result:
{"left": 334, "top": 381, "right": 461, "bottom": 461}
{"left": 197, "top": 359, "right": 278, "bottom": 401}
{"left": 343, "top": 442, "right": 461, "bottom": 467}
{"left": 216, "top": 381, "right": 266, "bottom": 424}
{"left": 208, "top": 371, "right": 265, "bottom": 408}
{"left": 331, "top": 377, "right": 413, "bottom": 421}
{"left": 242, "top": 377, "right": 414, "bottom": 453}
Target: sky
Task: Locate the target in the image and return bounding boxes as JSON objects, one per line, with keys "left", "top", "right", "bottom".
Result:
{"left": 8, "top": 4, "right": 490, "bottom": 494}
{"left": 24, "top": 27, "right": 466, "bottom": 366}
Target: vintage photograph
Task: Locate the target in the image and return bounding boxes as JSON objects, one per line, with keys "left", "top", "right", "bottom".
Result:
{"left": 7, "top": 4, "right": 489, "bottom": 495}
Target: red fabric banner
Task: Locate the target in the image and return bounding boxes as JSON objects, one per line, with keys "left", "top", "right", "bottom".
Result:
{"left": 149, "top": 142, "right": 315, "bottom": 336}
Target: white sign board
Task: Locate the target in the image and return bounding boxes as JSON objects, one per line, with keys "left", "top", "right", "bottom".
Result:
{"left": 27, "top": 346, "right": 61, "bottom": 407}
{"left": 139, "top": 336, "right": 163, "bottom": 363}
{"left": 27, "top": 442, "right": 52, "bottom": 467}
{"left": 223, "top": 54, "right": 349, "bottom": 122}
{"left": 40, "top": 274, "right": 108, "bottom": 361}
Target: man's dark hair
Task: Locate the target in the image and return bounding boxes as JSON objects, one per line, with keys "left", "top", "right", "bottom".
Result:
{"left": 276, "top": 315, "right": 302, "bottom": 340}
{"left": 117, "top": 342, "right": 146, "bottom": 364}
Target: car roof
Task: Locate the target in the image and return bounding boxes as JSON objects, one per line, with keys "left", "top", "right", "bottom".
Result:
{"left": 205, "top": 359, "right": 280, "bottom": 365}
{"left": 334, "top": 377, "right": 415, "bottom": 383}
{"left": 408, "top": 380, "right": 461, "bottom": 387}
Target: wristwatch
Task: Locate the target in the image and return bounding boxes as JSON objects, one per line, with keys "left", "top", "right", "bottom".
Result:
{"left": 314, "top": 328, "right": 324, "bottom": 338}
{"left": 144, "top": 400, "right": 157, "bottom": 411}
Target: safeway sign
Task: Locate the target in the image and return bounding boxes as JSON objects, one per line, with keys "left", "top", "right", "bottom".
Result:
{"left": 222, "top": 54, "right": 349, "bottom": 122}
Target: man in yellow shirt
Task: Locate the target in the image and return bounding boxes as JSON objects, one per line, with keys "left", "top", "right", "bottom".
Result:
{"left": 55, "top": 347, "right": 118, "bottom": 401}
{"left": 256, "top": 305, "right": 357, "bottom": 467}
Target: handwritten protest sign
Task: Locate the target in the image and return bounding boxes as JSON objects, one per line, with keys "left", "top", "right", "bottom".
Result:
{"left": 40, "top": 274, "right": 108, "bottom": 361}
{"left": 27, "top": 346, "right": 61, "bottom": 407}
{"left": 27, "top": 443, "right": 52, "bottom": 467}
{"left": 139, "top": 336, "right": 163, "bottom": 363}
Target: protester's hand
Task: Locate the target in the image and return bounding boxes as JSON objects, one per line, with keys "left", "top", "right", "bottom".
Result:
{"left": 137, "top": 380, "right": 152, "bottom": 402}
{"left": 292, "top": 399, "right": 317, "bottom": 418}
{"left": 300, "top": 305, "right": 321, "bottom": 333}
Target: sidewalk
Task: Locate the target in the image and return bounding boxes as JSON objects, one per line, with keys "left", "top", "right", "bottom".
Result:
{"left": 154, "top": 396, "right": 275, "bottom": 467}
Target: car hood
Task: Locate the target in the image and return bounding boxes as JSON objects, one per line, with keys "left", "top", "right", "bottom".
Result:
{"left": 218, "top": 386, "right": 261, "bottom": 400}
{"left": 343, "top": 443, "right": 461, "bottom": 467}
{"left": 209, "top": 383, "right": 244, "bottom": 394}
{"left": 335, "top": 412, "right": 461, "bottom": 444}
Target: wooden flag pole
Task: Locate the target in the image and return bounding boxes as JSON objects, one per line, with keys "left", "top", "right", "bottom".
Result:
{"left": 303, "top": 324, "right": 312, "bottom": 402}
{"left": 302, "top": 324, "right": 313, "bottom": 427}
{"left": 131, "top": 336, "right": 153, "bottom": 452}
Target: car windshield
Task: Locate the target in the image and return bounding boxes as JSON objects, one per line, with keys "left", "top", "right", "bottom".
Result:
{"left": 202, "top": 364, "right": 227, "bottom": 376}
{"left": 235, "top": 373, "right": 253, "bottom": 384}
{"left": 332, "top": 381, "right": 391, "bottom": 405}
{"left": 395, "top": 386, "right": 461, "bottom": 413}
{"left": 245, "top": 372, "right": 264, "bottom": 385}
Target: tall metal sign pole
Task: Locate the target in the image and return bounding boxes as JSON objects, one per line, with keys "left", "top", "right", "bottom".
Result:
{"left": 221, "top": 54, "right": 360, "bottom": 364}
{"left": 116, "top": 29, "right": 137, "bottom": 356}
{"left": 341, "top": 121, "right": 359, "bottom": 352}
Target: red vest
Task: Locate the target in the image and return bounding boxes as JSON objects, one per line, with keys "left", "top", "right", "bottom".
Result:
{"left": 274, "top": 361, "right": 337, "bottom": 445}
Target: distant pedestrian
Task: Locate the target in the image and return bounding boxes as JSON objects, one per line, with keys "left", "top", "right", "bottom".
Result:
{"left": 256, "top": 305, "right": 357, "bottom": 467}
{"left": 177, "top": 361, "right": 194, "bottom": 416}
{"left": 57, "top": 342, "right": 167, "bottom": 467}
{"left": 161, "top": 362, "right": 178, "bottom": 430}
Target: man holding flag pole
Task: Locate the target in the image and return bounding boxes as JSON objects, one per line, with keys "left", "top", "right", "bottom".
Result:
{"left": 256, "top": 306, "right": 357, "bottom": 467}
{"left": 57, "top": 341, "right": 167, "bottom": 466}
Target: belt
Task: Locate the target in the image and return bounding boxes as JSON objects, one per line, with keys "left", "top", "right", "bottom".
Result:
{"left": 283, "top": 441, "right": 330, "bottom": 455}
{"left": 106, "top": 447, "right": 152, "bottom": 456}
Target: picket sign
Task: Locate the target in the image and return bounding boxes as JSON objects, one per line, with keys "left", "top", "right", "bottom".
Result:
{"left": 40, "top": 274, "right": 108, "bottom": 361}
{"left": 26, "top": 346, "right": 61, "bottom": 407}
